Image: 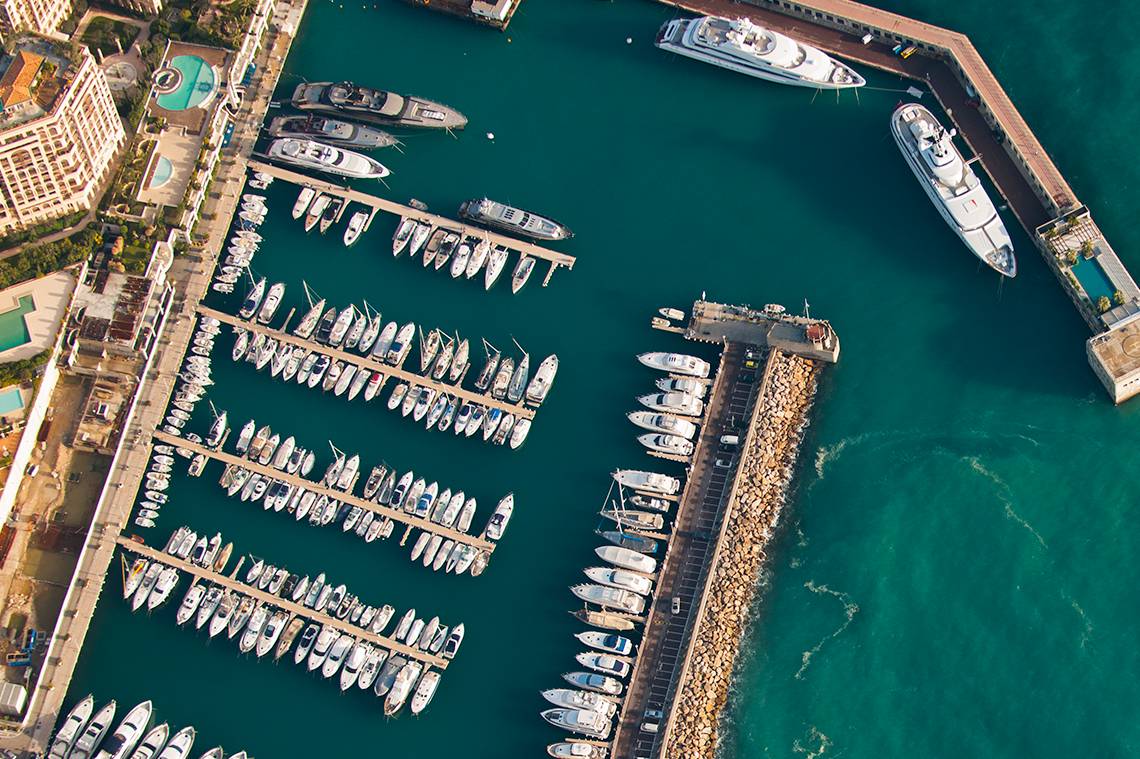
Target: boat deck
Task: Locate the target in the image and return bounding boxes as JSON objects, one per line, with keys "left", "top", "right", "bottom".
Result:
{"left": 116, "top": 536, "right": 449, "bottom": 668}
{"left": 197, "top": 305, "right": 536, "bottom": 421}
{"left": 245, "top": 160, "right": 576, "bottom": 281}
{"left": 152, "top": 430, "right": 497, "bottom": 553}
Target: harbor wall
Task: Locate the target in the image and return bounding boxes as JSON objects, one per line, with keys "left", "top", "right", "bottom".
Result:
{"left": 661, "top": 350, "right": 822, "bottom": 759}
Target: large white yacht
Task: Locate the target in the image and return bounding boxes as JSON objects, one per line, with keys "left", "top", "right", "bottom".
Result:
{"left": 637, "top": 352, "right": 710, "bottom": 378}
{"left": 613, "top": 469, "right": 680, "bottom": 495}
{"left": 891, "top": 103, "right": 1016, "bottom": 276}
{"left": 541, "top": 708, "right": 613, "bottom": 740}
{"left": 627, "top": 411, "right": 698, "bottom": 439}
{"left": 266, "top": 138, "right": 390, "bottom": 179}
{"left": 655, "top": 15, "right": 865, "bottom": 89}
{"left": 570, "top": 584, "right": 647, "bottom": 614}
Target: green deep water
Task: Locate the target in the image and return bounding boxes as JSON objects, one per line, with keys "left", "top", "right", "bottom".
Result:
{"left": 67, "top": 0, "right": 1140, "bottom": 756}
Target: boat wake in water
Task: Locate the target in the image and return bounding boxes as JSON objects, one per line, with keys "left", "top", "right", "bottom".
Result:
{"left": 795, "top": 582, "right": 859, "bottom": 681}
{"left": 966, "top": 456, "right": 1047, "bottom": 548}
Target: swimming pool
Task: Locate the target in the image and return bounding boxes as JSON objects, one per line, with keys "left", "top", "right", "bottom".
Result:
{"left": 155, "top": 55, "right": 217, "bottom": 111}
{"left": 149, "top": 155, "right": 173, "bottom": 189}
{"left": 1071, "top": 256, "right": 1117, "bottom": 303}
{"left": 0, "top": 295, "right": 34, "bottom": 353}
{"left": 0, "top": 386, "right": 23, "bottom": 416}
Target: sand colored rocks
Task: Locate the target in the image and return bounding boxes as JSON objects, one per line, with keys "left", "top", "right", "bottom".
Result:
{"left": 664, "top": 352, "right": 821, "bottom": 759}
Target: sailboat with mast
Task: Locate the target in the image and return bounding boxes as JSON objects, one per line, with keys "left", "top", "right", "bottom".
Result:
{"left": 294, "top": 283, "right": 326, "bottom": 340}
{"left": 475, "top": 339, "right": 501, "bottom": 393}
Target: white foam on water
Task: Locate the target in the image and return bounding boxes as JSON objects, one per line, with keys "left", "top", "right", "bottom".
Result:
{"left": 967, "top": 456, "right": 1047, "bottom": 548}
{"left": 792, "top": 725, "right": 834, "bottom": 758}
{"left": 795, "top": 581, "right": 859, "bottom": 680}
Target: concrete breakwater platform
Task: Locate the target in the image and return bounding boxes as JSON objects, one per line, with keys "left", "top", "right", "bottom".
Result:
{"left": 611, "top": 300, "right": 828, "bottom": 759}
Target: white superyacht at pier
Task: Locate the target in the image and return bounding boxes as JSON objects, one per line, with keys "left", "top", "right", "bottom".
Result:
{"left": 655, "top": 15, "right": 865, "bottom": 89}
{"left": 890, "top": 103, "right": 1016, "bottom": 276}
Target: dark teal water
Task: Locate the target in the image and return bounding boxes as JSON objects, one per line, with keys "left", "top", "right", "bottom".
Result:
{"left": 68, "top": 1, "right": 1140, "bottom": 757}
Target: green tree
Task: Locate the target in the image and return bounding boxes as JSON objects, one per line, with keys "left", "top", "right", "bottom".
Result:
{"left": 1097, "top": 296, "right": 1112, "bottom": 313}
{"left": 1114, "top": 289, "right": 1126, "bottom": 305}
{"left": 1066, "top": 250, "right": 1079, "bottom": 266}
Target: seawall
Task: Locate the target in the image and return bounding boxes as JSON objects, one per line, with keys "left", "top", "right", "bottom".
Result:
{"left": 662, "top": 350, "right": 822, "bottom": 758}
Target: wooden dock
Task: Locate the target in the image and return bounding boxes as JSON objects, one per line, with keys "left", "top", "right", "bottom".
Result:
{"left": 151, "top": 430, "right": 496, "bottom": 552}
{"left": 116, "top": 536, "right": 449, "bottom": 668}
{"left": 245, "top": 160, "right": 576, "bottom": 286}
{"left": 197, "top": 305, "right": 536, "bottom": 421}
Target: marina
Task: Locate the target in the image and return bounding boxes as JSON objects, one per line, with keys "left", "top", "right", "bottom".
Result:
{"left": 151, "top": 431, "right": 497, "bottom": 553}
{"left": 245, "top": 161, "right": 576, "bottom": 288}
{"left": 117, "top": 536, "right": 449, "bottom": 669}
{"left": 4, "top": 0, "right": 1130, "bottom": 757}
{"left": 197, "top": 305, "right": 537, "bottom": 421}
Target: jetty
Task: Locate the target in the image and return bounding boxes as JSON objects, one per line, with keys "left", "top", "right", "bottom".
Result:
{"left": 197, "top": 305, "right": 536, "bottom": 421}
{"left": 245, "top": 161, "right": 576, "bottom": 289}
{"left": 151, "top": 431, "right": 496, "bottom": 552}
{"left": 656, "top": 0, "right": 1140, "bottom": 401}
{"left": 607, "top": 302, "right": 828, "bottom": 759}
{"left": 117, "top": 536, "right": 449, "bottom": 668}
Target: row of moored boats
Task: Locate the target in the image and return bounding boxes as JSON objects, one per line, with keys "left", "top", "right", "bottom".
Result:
{"left": 48, "top": 696, "right": 247, "bottom": 759}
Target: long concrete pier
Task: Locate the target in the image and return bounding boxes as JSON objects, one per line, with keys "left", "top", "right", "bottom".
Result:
{"left": 197, "top": 305, "right": 537, "bottom": 421}
{"left": 246, "top": 160, "right": 576, "bottom": 285}
{"left": 117, "top": 536, "right": 449, "bottom": 668}
{"left": 151, "top": 430, "right": 496, "bottom": 552}
{"left": 608, "top": 302, "right": 832, "bottom": 759}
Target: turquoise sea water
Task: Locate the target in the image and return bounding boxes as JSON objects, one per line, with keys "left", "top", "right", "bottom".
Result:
{"left": 67, "top": 1, "right": 1140, "bottom": 758}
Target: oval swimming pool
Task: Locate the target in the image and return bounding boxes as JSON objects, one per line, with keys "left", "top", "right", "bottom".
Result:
{"left": 156, "top": 55, "right": 217, "bottom": 111}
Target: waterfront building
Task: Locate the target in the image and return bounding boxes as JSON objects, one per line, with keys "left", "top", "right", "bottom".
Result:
{"left": 0, "top": 40, "right": 124, "bottom": 236}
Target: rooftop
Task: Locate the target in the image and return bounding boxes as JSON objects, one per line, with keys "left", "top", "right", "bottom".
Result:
{"left": 685, "top": 300, "right": 840, "bottom": 363}
{"left": 70, "top": 268, "right": 154, "bottom": 348}
{"left": 0, "top": 52, "right": 43, "bottom": 111}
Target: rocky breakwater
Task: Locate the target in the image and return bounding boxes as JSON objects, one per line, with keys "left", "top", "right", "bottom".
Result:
{"left": 664, "top": 351, "right": 822, "bottom": 759}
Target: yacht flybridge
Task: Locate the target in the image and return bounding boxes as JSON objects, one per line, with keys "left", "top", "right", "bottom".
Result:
{"left": 655, "top": 15, "right": 865, "bottom": 89}
{"left": 891, "top": 103, "right": 1016, "bottom": 276}
{"left": 266, "top": 138, "right": 390, "bottom": 180}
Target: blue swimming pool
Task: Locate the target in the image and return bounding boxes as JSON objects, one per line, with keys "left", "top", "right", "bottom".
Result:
{"left": 156, "top": 55, "right": 217, "bottom": 111}
{"left": 149, "top": 155, "right": 173, "bottom": 189}
{"left": 0, "top": 294, "right": 34, "bottom": 353}
{"left": 1071, "top": 257, "right": 1116, "bottom": 303}
{"left": 0, "top": 386, "right": 24, "bottom": 416}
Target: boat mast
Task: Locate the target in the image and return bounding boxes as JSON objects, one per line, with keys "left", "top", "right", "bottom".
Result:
{"left": 302, "top": 280, "right": 318, "bottom": 308}
{"left": 482, "top": 337, "right": 498, "bottom": 359}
